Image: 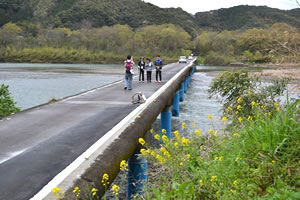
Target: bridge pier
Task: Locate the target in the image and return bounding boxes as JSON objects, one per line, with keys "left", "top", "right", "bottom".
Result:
{"left": 128, "top": 150, "right": 148, "bottom": 199}
{"left": 179, "top": 82, "right": 184, "bottom": 102}
{"left": 161, "top": 106, "right": 172, "bottom": 139}
{"left": 184, "top": 78, "right": 188, "bottom": 93}
{"left": 171, "top": 91, "right": 180, "bottom": 117}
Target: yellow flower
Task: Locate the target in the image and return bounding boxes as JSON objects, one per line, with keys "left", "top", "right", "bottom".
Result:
{"left": 235, "top": 111, "right": 239, "bottom": 115}
{"left": 181, "top": 122, "right": 186, "bottom": 129}
{"left": 162, "top": 129, "right": 167, "bottom": 134}
{"left": 248, "top": 116, "right": 253, "bottom": 120}
{"left": 174, "top": 130, "right": 180, "bottom": 137}
{"left": 181, "top": 137, "right": 190, "bottom": 146}
{"left": 210, "top": 176, "right": 217, "bottom": 182}
{"left": 102, "top": 173, "right": 109, "bottom": 181}
{"left": 208, "top": 129, "right": 214, "bottom": 135}
{"left": 272, "top": 160, "right": 276, "bottom": 164}
{"left": 195, "top": 129, "right": 202, "bottom": 136}
{"left": 238, "top": 117, "right": 243, "bottom": 123}
{"left": 274, "top": 102, "right": 279, "bottom": 107}
{"left": 199, "top": 179, "right": 203, "bottom": 186}
{"left": 136, "top": 115, "right": 141, "bottom": 119}
{"left": 174, "top": 142, "right": 179, "bottom": 148}
{"left": 160, "top": 147, "right": 166, "bottom": 153}
{"left": 138, "top": 138, "right": 146, "bottom": 146}
{"left": 261, "top": 105, "right": 265, "bottom": 110}
{"left": 237, "top": 105, "right": 242, "bottom": 110}
{"left": 112, "top": 184, "right": 120, "bottom": 196}
{"left": 233, "top": 133, "right": 240, "bottom": 138}
{"left": 251, "top": 101, "right": 256, "bottom": 107}
{"left": 140, "top": 148, "right": 146, "bottom": 155}
{"left": 164, "top": 151, "right": 171, "bottom": 158}
{"left": 214, "top": 156, "right": 219, "bottom": 161}
{"left": 186, "top": 154, "right": 191, "bottom": 159}
{"left": 154, "top": 134, "right": 160, "bottom": 141}
{"left": 214, "top": 131, "right": 218, "bottom": 137}
{"left": 237, "top": 97, "right": 243, "bottom": 103}
{"left": 150, "top": 129, "right": 154, "bottom": 134}
{"left": 276, "top": 107, "right": 280, "bottom": 112}
{"left": 151, "top": 151, "right": 156, "bottom": 157}
{"left": 179, "top": 162, "right": 183, "bottom": 166}
{"left": 226, "top": 107, "right": 232, "bottom": 112}
{"left": 221, "top": 116, "right": 228, "bottom": 121}
{"left": 219, "top": 156, "right": 223, "bottom": 161}
{"left": 208, "top": 114, "right": 213, "bottom": 119}
{"left": 162, "top": 135, "right": 169, "bottom": 143}
{"left": 73, "top": 187, "right": 79, "bottom": 193}
{"left": 156, "top": 155, "right": 164, "bottom": 163}
{"left": 91, "top": 188, "right": 98, "bottom": 196}
{"left": 52, "top": 187, "right": 62, "bottom": 195}
{"left": 233, "top": 180, "right": 238, "bottom": 185}
{"left": 230, "top": 189, "right": 236, "bottom": 193}
{"left": 120, "top": 160, "right": 128, "bottom": 171}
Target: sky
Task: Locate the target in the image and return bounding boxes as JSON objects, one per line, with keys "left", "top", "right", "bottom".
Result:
{"left": 143, "top": 0, "right": 299, "bottom": 14}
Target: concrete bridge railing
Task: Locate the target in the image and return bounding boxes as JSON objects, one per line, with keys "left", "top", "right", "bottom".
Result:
{"left": 33, "top": 59, "right": 197, "bottom": 200}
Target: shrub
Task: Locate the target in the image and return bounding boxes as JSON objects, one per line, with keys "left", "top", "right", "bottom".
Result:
{"left": 0, "top": 84, "right": 20, "bottom": 118}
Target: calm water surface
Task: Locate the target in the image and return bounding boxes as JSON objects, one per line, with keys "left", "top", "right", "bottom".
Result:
{"left": 0, "top": 63, "right": 124, "bottom": 110}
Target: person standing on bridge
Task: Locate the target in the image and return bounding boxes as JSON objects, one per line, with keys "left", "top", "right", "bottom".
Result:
{"left": 124, "top": 55, "right": 134, "bottom": 90}
{"left": 155, "top": 55, "right": 163, "bottom": 82}
{"left": 145, "top": 58, "right": 153, "bottom": 83}
{"left": 138, "top": 57, "right": 145, "bottom": 82}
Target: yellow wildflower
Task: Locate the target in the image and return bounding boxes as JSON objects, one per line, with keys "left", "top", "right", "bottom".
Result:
{"left": 186, "top": 154, "right": 191, "bottom": 159}
{"left": 73, "top": 187, "right": 79, "bottom": 193}
{"left": 174, "top": 130, "right": 180, "bottom": 137}
{"left": 180, "top": 162, "right": 183, "bottom": 166}
{"left": 233, "top": 133, "right": 240, "bottom": 138}
{"left": 208, "top": 129, "right": 214, "bottom": 135}
{"left": 146, "top": 149, "right": 150, "bottom": 154}
{"left": 276, "top": 107, "right": 280, "bottom": 112}
{"left": 235, "top": 111, "right": 239, "bottom": 115}
{"left": 237, "top": 97, "right": 243, "bottom": 103}
{"left": 156, "top": 155, "right": 164, "bottom": 163}
{"left": 112, "top": 184, "right": 120, "bottom": 196}
{"left": 251, "top": 101, "right": 256, "bottom": 107}
{"left": 261, "top": 105, "right": 265, "bottom": 110}
{"left": 160, "top": 147, "right": 166, "bottom": 153}
{"left": 52, "top": 187, "right": 62, "bottom": 195}
{"left": 226, "top": 106, "right": 232, "bottom": 112}
{"left": 120, "top": 160, "right": 128, "bottom": 171}
{"left": 238, "top": 117, "right": 243, "bottom": 123}
{"left": 150, "top": 129, "right": 154, "bottom": 134}
{"left": 221, "top": 116, "right": 228, "bottom": 121}
{"left": 195, "top": 129, "right": 202, "bottom": 136}
{"left": 214, "top": 156, "right": 219, "bottom": 161}
{"left": 164, "top": 151, "right": 171, "bottom": 158}
{"left": 91, "top": 188, "right": 98, "bottom": 196}
{"left": 138, "top": 138, "right": 146, "bottom": 146}
{"left": 181, "top": 122, "right": 186, "bottom": 129}
{"left": 272, "top": 160, "right": 276, "bottom": 164}
{"left": 233, "top": 180, "right": 238, "bottom": 185}
{"left": 151, "top": 151, "right": 156, "bottom": 157}
{"left": 237, "top": 105, "right": 242, "bottom": 110}
{"left": 230, "top": 189, "right": 236, "bottom": 193}
{"left": 208, "top": 114, "right": 213, "bottom": 119}
{"left": 248, "top": 116, "right": 253, "bottom": 120}
{"left": 274, "top": 102, "right": 279, "bottom": 107}
{"left": 140, "top": 148, "right": 146, "bottom": 155}
{"left": 136, "top": 115, "right": 141, "bottom": 119}
{"left": 154, "top": 134, "right": 160, "bottom": 141}
{"left": 199, "top": 179, "right": 203, "bottom": 186}
{"left": 210, "top": 176, "right": 217, "bottom": 182}
{"left": 174, "top": 142, "right": 179, "bottom": 148}
{"left": 214, "top": 131, "right": 218, "bottom": 137}
{"left": 219, "top": 156, "right": 223, "bottom": 161}
{"left": 161, "top": 129, "right": 167, "bottom": 134}
{"left": 162, "top": 135, "right": 169, "bottom": 143}
{"left": 181, "top": 137, "right": 190, "bottom": 146}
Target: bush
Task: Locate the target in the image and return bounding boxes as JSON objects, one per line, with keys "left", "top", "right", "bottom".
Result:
{"left": 0, "top": 84, "right": 20, "bottom": 118}
{"left": 204, "top": 51, "right": 231, "bottom": 66}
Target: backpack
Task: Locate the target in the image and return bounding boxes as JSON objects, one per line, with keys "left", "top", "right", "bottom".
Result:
{"left": 125, "top": 61, "right": 132, "bottom": 72}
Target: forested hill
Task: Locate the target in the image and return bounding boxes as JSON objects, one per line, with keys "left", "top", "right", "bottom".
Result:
{"left": 0, "top": 0, "right": 299, "bottom": 33}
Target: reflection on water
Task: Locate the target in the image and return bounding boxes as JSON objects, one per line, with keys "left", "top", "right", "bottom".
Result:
{"left": 0, "top": 63, "right": 124, "bottom": 110}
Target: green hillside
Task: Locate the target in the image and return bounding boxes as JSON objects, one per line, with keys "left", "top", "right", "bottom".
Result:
{"left": 0, "top": 0, "right": 299, "bottom": 33}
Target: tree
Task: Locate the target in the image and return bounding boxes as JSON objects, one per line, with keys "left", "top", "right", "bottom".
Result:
{"left": 0, "top": 84, "right": 20, "bottom": 118}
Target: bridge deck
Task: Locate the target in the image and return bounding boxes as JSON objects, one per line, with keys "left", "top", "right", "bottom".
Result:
{"left": 0, "top": 61, "right": 191, "bottom": 200}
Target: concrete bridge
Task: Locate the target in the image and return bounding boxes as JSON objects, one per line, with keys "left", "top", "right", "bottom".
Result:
{"left": 0, "top": 59, "right": 196, "bottom": 200}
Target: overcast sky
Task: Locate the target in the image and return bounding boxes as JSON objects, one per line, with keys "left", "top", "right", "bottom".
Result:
{"left": 143, "top": 0, "right": 299, "bottom": 14}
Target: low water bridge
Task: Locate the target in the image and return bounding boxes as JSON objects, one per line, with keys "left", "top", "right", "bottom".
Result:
{"left": 0, "top": 59, "right": 196, "bottom": 200}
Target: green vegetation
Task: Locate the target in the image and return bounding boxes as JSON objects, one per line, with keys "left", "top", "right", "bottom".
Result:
{"left": 0, "top": 84, "right": 20, "bottom": 118}
{"left": 0, "top": 1, "right": 299, "bottom": 64}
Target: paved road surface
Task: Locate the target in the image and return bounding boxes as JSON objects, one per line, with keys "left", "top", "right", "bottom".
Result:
{"left": 0, "top": 62, "right": 190, "bottom": 200}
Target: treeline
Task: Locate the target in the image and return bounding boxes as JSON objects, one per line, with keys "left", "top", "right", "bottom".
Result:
{"left": 0, "top": 22, "right": 299, "bottom": 65}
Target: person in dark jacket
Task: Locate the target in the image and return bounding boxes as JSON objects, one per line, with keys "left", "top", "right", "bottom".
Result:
{"left": 138, "top": 57, "right": 145, "bottom": 82}
{"left": 154, "top": 55, "right": 163, "bottom": 82}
